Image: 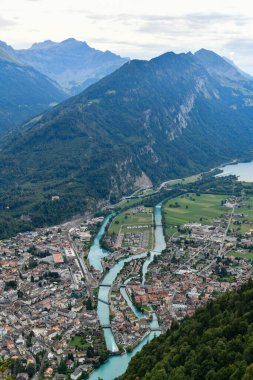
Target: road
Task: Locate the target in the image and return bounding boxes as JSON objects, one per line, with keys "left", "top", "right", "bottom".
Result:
{"left": 199, "top": 199, "right": 236, "bottom": 275}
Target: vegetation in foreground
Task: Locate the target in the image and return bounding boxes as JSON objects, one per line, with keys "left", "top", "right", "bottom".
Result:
{"left": 120, "top": 280, "right": 253, "bottom": 380}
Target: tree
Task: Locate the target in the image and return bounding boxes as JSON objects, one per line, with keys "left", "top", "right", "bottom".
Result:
{"left": 86, "top": 297, "right": 93, "bottom": 310}
{"left": 26, "top": 363, "right": 36, "bottom": 378}
{"left": 58, "top": 360, "right": 67, "bottom": 374}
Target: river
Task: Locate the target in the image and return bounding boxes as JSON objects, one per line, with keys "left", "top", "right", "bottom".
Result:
{"left": 217, "top": 160, "right": 253, "bottom": 182}
{"left": 88, "top": 214, "right": 115, "bottom": 271}
{"left": 87, "top": 202, "right": 166, "bottom": 380}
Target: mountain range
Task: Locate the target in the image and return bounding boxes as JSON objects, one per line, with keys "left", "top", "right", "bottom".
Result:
{"left": 1, "top": 48, "right": 253, "bottom": 237}
{"left": 0, "top": 38, "right": 128, "bottom": 95}
{"left": 0, "top": 39, "right": 128, "bottom": 135}
{"left": 0, "top": 45, "right": 67, "bottom": 135}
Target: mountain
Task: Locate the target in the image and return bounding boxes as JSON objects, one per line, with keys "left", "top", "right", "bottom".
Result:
{"left": 223, "top": 56, "right": 253, "bottom": 81}
{"left": 195, "top": 49, "right": 253, "bottom": 86}
{"left": 1, "top": 49, "right": 253, "bottom": 237}
{"left": 0, "top": 45, "right": 67, "bottom": 135}
{"left": 120, "top": 280, "right": 253, "bottom": 380}
{"left": 11, "top": 38, "right": 129, "bottom": 94}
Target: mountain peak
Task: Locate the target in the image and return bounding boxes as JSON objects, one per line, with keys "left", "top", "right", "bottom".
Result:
{"left": 60, "top": 38, "right": 87, "bottom": 45}
{"left": 195, "top": 48, "right": 227, "bottom": 64}
{"left": 31, "top": 40, "right": 56, "bottom": 50}
{"left": 194, "top": 48, "right": 244, "bottom": 82}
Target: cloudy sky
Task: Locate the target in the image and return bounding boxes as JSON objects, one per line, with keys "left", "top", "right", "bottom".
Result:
{"left": 1, "top": 0, "right": 253, "bottom": 73}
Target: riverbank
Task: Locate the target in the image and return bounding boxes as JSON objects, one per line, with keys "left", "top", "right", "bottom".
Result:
{"left": 87, "top": 202, "right": 166, "bottom": 380}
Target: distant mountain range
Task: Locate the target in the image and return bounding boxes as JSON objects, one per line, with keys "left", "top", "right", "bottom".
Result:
{"left": 0, "top": 38, "right": 128, "bottom": 135}
{"left": 0, "top": 38, "right": 129, "bottom": 95}
{"left": 1, "top": 48, "right": 253, "bottom": 237}
{"left": 0, "top": 45, "right": 67, "bottom": 135}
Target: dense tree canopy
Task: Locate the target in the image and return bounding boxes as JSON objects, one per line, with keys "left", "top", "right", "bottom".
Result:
{"left": 120, "top": 280, "right": 253, "bottom": 380}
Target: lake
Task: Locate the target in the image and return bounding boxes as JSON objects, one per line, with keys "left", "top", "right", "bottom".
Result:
{"left": 217, "top": 161, "right": 253, "bottom": 182}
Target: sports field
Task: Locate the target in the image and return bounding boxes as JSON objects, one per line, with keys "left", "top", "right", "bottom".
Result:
{"left": 108, "top": 207, "right": 153, "bottom": 234}
{"left": 107, "top": 207, "right": 154, "bottom": 251}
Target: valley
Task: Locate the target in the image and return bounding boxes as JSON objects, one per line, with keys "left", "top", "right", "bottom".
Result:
{"left": 2, "top": 170, "right": 253, "bottom": 379}
{"left": 1, "top": 35, "right": 253, "bottom": 380}
{"left": 1, "top": 49, "right": 253, "bottom": 240}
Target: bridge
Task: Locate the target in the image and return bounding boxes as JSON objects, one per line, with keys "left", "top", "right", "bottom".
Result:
{"left": 120, "top": 285, "right": 126, "bottom": 288}
{"left": 98, "top": 298, "right": 110, "bottom": 305}
{"left": 100, "top": 283, "right": 112, "bottom": 287}
{"left": 101, "top": 324, "right": 112, "bottom": 328}
{"left": 150, "top": 327, "right": 162, "bottom": 332}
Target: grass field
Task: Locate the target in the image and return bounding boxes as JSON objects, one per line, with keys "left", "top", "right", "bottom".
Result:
{"left": 69, "top": 335, "right": 90, "bottom": 349}
{"left": 108, "top": 207, "right": 153, "bottom": 235}
{"left": 163, "top": 194, "right": 228, "bottom": 229}
{"left": 117, "top": 197, "right": 143, "bottom": 210}
{"left": 163, "top": 193, "right": 253, "bottom": 235}
{"left": 229, "top": 251, "right": 253, "bottom": 260}
{"left": 107, "top": 207, "right": 154, "bottom": 251}
{"left": 161, "top": 174, "right": 201, "bottom": 188}
{"left": 233, "top": 197, "right": 253, "bottom": 233}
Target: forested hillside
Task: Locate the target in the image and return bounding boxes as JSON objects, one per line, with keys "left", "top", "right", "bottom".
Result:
{"left": 1, "top": 50, "right": 253, "bottom": 237}
{"left": 120, "top": 280, "right": 253, "bottom": 380}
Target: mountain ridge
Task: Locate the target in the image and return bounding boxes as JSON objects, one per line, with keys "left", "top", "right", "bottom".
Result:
{"left": 0, "top": 49, "right": 253, "bottom": 237}
{"left": 0, "top": 48, "right": 67, "bottom": 135}
{"left": 1, "top": 38, "right": 129, "bottom": 94}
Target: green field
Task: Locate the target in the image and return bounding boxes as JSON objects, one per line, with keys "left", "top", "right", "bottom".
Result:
{"left": 233, "top": 197, "right": 253, "bottom": 233}
{"left": 68, "top": 335, "right": 90, "bottom": 349}
{"left": 107, "top": 207, "right": 154, "bottom": 251}
{"left": 163, "top": 194, "right": 228, "bottom": 227}
{"left": 108, "top": 207, "right": 153, "bottom": 235}
{"left": 162, "top": 174, "right": 201, "bottom": 188}
{"left": 163, "top": 193, "right": 253, "bottom": 235}
{"left": 229, "top": 251, "right": 253, "bottom": 260}
{"left": 117, "top": 197, "right": 143, "bottom": 210}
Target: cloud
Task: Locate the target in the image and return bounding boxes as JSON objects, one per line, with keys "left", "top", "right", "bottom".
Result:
{"left": 137, "top": 12, "right": 251, "bottom": 35}
{"left": 224, "top": 38, "right": 253, "bottom": 53}
{"left": 0, "top": 16, "right": 17, "bottom": 29}
{"left": 90, "top": 36, "right": 174, "bottom": 50}
{"left": 83, "top": 11, "right": 250, "bottom": 26}
{"left": 221, "top": 38, "right": 253, "bottom": 75}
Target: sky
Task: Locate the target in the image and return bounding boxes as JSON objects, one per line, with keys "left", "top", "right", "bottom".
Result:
{"left": 1, "top": 0, "right": 253, "bottom": 73}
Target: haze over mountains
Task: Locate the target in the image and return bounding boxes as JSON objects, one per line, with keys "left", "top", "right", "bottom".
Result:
{"left": 0, "top": 45, "right": 67, "bottom": 134}
{"left": 0, "top": 38, "right": 129, "bottom": 95}
{"left": 0, "top": 38, "right": 128, "bottom": 135}
{"left": 1, "top": 48, "right": 253, "bottom": 237}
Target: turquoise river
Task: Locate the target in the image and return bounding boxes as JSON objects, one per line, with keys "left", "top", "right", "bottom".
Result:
{"left": 87, "top": 202, "right": 166, "bottom": 380}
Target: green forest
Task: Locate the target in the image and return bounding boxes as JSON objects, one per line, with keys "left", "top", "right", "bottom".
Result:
{"left": 120, "top": 280, "right": 253, "bottom": 380}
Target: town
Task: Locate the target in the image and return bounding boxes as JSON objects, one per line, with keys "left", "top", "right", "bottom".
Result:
{"left": 2, "top": 189, "right": 253, "bottom": 379}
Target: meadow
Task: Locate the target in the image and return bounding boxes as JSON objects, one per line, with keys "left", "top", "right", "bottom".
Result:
{"left": 163, "top": 193, "right": 228, "bottom": 228}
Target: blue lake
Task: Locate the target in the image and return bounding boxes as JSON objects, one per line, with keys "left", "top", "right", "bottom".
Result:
{"left": 218, "top": 161, "right": 253, "bottom": 182}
